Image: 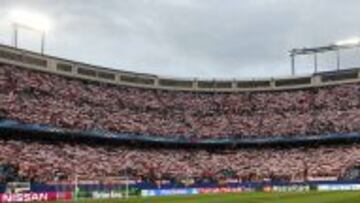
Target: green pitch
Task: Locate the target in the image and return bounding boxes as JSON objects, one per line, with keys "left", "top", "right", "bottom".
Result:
{"left": 55, "top": 191, "right": 360, "bottom": 203}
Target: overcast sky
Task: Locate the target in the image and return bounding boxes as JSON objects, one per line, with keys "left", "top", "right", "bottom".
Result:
{"left": 0, "top": 0, "right": 360, "bottom": 79}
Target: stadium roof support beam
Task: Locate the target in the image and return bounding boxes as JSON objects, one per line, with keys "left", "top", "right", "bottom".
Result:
{"left": 12, "top": 23, "right": 46, "bottom": 54}
{"left": 9, "top": 9, "right": 51, "bottom": 55}
{"left": 336, "top": 49, "right": 340, "bottom": 71}
{"left": 289, "top": 37, "right": 360, "bottom": 75}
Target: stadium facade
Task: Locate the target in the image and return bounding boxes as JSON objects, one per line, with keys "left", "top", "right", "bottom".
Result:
{"left": 0, "top": 43, "right": 359, "bottom": 92}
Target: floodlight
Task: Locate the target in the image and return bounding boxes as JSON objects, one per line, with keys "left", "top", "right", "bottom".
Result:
{"left": 9, "top": 9, "right": 52, "bottom": 54}
{"left": 334, "top": 37, "right": 360, "bottom": 47}
{"left": 290, "top": 37, "right": 360, "bottom": 74}
{"left": 10, "top": 9, "right": 51, "bottom": 32}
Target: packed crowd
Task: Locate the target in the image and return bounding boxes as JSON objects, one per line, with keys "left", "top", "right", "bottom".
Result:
{"left": 0, "top": 137, "right": 357, "bottom": 183}
{"left": 0, "top": 65, "right": 359, "bottom": 138}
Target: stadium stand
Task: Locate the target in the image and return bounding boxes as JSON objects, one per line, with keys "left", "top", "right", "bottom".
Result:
{"left": 0, "top": 65, "right": 359, "bottom": 139}
{"left": 0, "top": 44, "right": 359, "bottom": 189}
{"left": 0, "top": 137, "right": 359, "bottom": 183}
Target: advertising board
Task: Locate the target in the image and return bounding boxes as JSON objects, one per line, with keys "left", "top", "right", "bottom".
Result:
{"left": 317, "top": 184, "right": 360, "bottom": 191}
{"left": 91, "top": 191, "right": 123, "bottom": 199}
{"left": 0, "top": 192, "right": 72, "bottom": 202}
{"left": 198, "top": 187, "right": 243, "bottom": 194}
{"left": 141, "top": 188, "right": 198, "bottom": 197}
{"left": 271, "top": 185, "right": 310, "bottom": 192}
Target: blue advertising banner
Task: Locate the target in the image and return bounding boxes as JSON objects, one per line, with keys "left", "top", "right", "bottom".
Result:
{"left": 141, "top": 188, "right": 198, "bottom": 197}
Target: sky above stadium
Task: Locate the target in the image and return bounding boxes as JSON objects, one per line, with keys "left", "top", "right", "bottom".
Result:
{"left": 0, "top": 0, "right": 360, "bottom": 79}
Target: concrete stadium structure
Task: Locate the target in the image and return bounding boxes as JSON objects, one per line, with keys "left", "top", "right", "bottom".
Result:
{"left": 0, "top": 43, "right": 359, "bottom": 92}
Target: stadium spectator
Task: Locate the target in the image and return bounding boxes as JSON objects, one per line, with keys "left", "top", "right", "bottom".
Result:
{"left": 0, "top": 65, "right": 358, "bottom": 139}
{"left": 0, "top": 138, "right": 357, "bottom": 183}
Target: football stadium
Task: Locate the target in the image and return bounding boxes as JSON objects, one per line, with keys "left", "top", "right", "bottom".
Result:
{"left": 0, "top": 1, "right": 360, "bottom": 203}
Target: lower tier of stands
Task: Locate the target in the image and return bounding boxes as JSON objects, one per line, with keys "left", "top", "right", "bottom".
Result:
{"left": 0, "top": 134, "right": 359, "bottom": 185}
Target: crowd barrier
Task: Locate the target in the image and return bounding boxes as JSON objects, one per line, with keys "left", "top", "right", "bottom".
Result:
{"left": 140, "top": 182, "right": 360, "bottom": 197}
{"left": 1, "top": 182, "right": 360, "bottom": 202}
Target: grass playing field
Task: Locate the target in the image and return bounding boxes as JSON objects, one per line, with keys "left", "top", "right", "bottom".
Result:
{"left": 53, "top": 191, "right": 360, "bottom": 203}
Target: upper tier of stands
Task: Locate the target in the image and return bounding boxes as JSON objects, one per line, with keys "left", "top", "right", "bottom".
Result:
{"left": 0, "top": 64, "right": 359, "bottom": 139}
{"left": 0, "top": 43, "right": 359, "bottom": 92}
